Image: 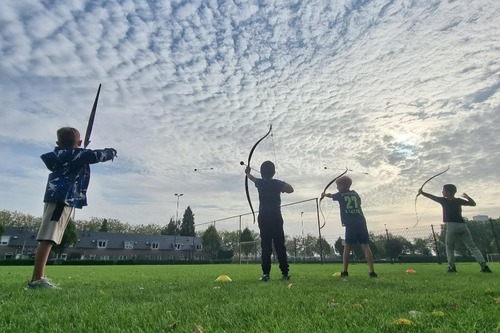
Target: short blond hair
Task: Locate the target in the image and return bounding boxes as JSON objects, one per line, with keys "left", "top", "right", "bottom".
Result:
{"left": 336, "top": 176, "right": 352, "bottom": 188}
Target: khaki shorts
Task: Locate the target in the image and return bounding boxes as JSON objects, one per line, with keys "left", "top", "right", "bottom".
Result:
{"left": 37, "top": 202, "right": 74, "bottom": 244}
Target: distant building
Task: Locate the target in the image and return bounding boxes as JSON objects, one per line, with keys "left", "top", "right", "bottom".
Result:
{"left": 472, "top": 215, "right": 489, "bottom": 222}
{"left": 0, "top": 227, "right": 208, "bottom": 261}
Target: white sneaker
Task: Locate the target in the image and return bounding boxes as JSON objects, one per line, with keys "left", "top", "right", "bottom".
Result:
{"left": 27, "top": 277, "right": 61, "bottom": 289}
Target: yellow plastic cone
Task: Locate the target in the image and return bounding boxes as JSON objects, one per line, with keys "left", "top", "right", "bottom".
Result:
{"left": 215, "top": 275, "right": 232, "bottom": 282}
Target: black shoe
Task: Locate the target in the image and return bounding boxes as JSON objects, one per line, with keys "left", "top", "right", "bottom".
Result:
{"left": 481, "top": 265, "right": 493, "bottom": 273}
{"left": 447, "top": 265, "right": 457, "bottom": 273}
{"left": 340, "top": 271, "right": 348, "bottom": 278}
{"left": 369, "top": 272, "right": 378, "bottom": 278}
{"left": 259, "top": 274, "right": 270, "bottom": 282}
{"left": 281, "top": 274, "right": 291, "bottom": 281}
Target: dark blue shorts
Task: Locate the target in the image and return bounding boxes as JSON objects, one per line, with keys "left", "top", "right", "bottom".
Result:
{"left": 345, "top": 222, "right": 369, "bottom": 244}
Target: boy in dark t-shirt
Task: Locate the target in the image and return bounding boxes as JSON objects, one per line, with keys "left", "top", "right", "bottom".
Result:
{"left": 322, "top": 176, "right": 377, "bottom": 278}
{"left": 419, "top": 184, "right": 492, "bottom": 273}
{"left": 245, "top": 161, "right": 294, "bottom": 281}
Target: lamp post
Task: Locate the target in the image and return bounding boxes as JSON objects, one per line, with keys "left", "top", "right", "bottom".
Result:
{"left": 175, "top": 193, "right": 183, "bottom": 222}
{"left": 301, "top": 212, "right": 304, "bottom": 262}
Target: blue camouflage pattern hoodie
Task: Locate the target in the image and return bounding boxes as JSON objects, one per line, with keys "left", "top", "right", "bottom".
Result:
{"left": 41, "top": 147, "right": 116, "bottom": 208}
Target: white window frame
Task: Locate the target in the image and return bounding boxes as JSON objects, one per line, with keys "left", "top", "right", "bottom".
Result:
{"left": 0, "top": 235, "right": 9, "bottom": 245}
{"left": 124, "top": 241, "right": 134, "bottom": 249}
{"left": 97, "top": 240, "right": 108, "bottom": 249}
{"left": 151, "top": 242, "right": 160, "bottom": 250}
{"left": 174, "top": 243, "right": 181, "bottom": 250}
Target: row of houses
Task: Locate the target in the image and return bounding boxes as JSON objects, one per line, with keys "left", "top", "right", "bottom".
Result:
{"left": 0, "top": 227, "right": 209, "bottom": 261}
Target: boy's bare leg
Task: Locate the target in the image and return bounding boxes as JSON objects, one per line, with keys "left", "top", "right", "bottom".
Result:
{"left": 342, "top": 244, "right": 351, "bottom": 272}
{"left": 361, "top": 244, "right": 375, "bottom": 273}
{"left": 31, "top": 241, "right": 53, "bottom": 281}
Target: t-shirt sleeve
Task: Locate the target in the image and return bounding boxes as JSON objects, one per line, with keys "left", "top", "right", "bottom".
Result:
{"left": 331, "top": 192, "right": 341, "bottom": 202}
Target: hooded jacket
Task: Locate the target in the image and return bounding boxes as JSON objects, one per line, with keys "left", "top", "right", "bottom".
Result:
{"left": 41, "top": 147, "right": 115, "bottom": 208}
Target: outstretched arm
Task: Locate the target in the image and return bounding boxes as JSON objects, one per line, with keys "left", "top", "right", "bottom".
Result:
{"left": 321, "top": 192, "right": 332, "bottom": 199}
{"left": 418, "top": 189, "right": 441, "bottom": 203}
{"left": 245, "top": 166, "right": 257, "bottom": 183}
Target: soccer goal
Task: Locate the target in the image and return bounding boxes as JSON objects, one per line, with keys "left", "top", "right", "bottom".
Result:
{"left": 486, "top": 253, "right": 499, "bottom": 263}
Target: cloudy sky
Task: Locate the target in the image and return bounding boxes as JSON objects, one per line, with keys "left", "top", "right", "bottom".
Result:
{"left": 0, "top": 0, "right": 499, "bottom": 241}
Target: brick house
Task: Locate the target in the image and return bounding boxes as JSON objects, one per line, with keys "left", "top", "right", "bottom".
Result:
{"left": 0, "top": 227, "right": 207, "bottom": 261}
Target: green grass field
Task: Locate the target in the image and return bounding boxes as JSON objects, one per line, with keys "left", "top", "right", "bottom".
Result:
{"left": 1, "top": 263, "right": 499, "bottom": 333}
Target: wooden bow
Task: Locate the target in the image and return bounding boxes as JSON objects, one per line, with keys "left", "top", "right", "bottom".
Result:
{"left": 245, "top": 125, "right": 272, "bottom": 224}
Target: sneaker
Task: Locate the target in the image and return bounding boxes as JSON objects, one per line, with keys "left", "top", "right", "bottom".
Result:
{"left": 481, "top": 265, "right": 493, "bottom": 273}
{"left": 340, "top": 271, "right": 348, "bottom": 278}
{"left": 369, "top": 272, "right": 378, "bottom": 278}
{"left": 27, "top": 277, "right": 61, "bottom": 289}
{"left": 259, "top": 274, "right": 270, "bottom": 282}
{"left": 281, "top": 274, "right": 291, "bottom": 281}
{"left": 447, "top": 265, "right": 457, "bottom": 273}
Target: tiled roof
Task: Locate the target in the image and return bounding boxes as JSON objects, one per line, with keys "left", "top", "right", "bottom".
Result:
{"left": 2, "top": 227, "right": 202, "bottom": 251}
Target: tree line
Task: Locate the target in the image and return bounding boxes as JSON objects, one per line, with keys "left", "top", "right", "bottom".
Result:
{"left": 1, "top": 209, "right": 499, "bottom": 261}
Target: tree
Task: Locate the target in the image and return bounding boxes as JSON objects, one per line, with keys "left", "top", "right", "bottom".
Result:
{"left": 0, "top": 223, "right": 4, "bottom": 236}
{"left": 302, "top": 234, "right": 318, "bottom": 257}
{"left": 202, "top": 225, "right": 221, "bottom": 259}
{"left": 131, "top": 224, "right": 163, "bottom": 235}
{"left": 0, "top": 210, "right": 41, "bottom": 229}
{"left": 162, "top": 218, "right": 179, "bottom": 235}
{"left": 240, "top": 227, "right": 255, "bottom": 258}
{"left": 334, "top": 237, "right": 344, "bottom": 256}
{"left": 52, "top": 219, "right": 79, "bottom": 255}
{"left": 286, "top": 237, "right": 300, "bottom": 259}
{"left": 385, "top": 238, "right": 404, "bottom": 261}
{"left": 76, "top": 217, "right": 127, "bottom": 233}
{"left": 219, "top": 230, "right": 240, "bottom": 251}
{"left": 371, "top": 241, "right": 380, "bottom": 258}
{"left": 315, "top": 237, "right": 333, "bottom": 257}
{"left": 371, "top": 233, "right": 387, "bottom": 259}
{"left": 413, "top": 237, "right": 433, "bottom": 256}
{"left": 179, "top": 206, "right": 195, "bottom": 236}
{"left": 99, "top": 219, "right": 109, "bottom": 232}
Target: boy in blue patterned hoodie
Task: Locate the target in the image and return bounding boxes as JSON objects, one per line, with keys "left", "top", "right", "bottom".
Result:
{"left": 28, "top": 127, "right": 117, "bottom": 289}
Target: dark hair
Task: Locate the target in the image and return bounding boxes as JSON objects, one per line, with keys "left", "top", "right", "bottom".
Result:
{"left": 57, "top": 127, "right": 80, "bottom": 148}
{"left": 336, "top": 176, "right": 352, "bottom": 188}
{"left": 443, "top": 184, "right": 457, "bottom": 195}
{"left": 260, "top": 161, "right": 275, "bottom": 179}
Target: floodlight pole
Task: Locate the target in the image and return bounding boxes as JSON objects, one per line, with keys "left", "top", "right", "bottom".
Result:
{"left": 175, "top": 193, "right": 183, "bottom": 222}
{"left": 301, "top": 212, "right": 304, "bottom": 262}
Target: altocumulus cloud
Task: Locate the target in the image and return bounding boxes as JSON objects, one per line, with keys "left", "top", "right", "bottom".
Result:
{"left": 0, "top": 0, "right": 499, "bottom": 239}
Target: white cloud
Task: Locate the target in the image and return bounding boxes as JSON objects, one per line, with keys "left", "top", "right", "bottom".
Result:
{"left": 0, "top": 0, "right": 499, "bottom": 235}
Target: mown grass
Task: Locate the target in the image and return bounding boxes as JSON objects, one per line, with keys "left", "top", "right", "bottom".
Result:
{"left": 0, "top": 262, "right": 499, "bottom": 332}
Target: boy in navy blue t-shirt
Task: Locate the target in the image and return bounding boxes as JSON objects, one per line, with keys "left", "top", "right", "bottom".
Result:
{"left": 245, "top": 161, "right": 293, "bottom": 281}
{"left": 322, "top": 176, "right": 377, "bottom": 278}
